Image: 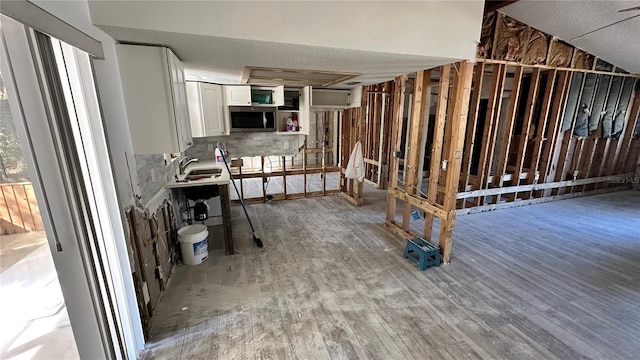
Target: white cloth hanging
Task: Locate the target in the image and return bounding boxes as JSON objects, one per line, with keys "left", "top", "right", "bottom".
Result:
{"left": 345, "top": 140, "right": 365, "bottom": 182}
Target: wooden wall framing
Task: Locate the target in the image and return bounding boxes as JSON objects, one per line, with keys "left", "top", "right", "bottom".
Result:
{"left": 339, "top": 106, "right": 366, "bottom": 205}
{"left": 384, "top": 62, "right": 475, "bottom": 263}
{"left": 126, "top": 200, "right": 178, "bottom": 337}
{"left": 361, "top": 81, "right": 395, "bottom": 189}
{"left": 368, "top": 10, "right": 639, "bottom": 264}
{"left": 456, "top": 62, "right": 639, "bottom": 212}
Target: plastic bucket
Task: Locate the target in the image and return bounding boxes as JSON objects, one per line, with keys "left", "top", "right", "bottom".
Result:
{"left": 178, "top": 224, "right": 209, "bottom": 265}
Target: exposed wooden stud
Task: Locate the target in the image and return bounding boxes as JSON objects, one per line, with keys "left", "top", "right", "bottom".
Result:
{"left": 438, "top": 61, "right": 474, "bottom": 263}
{"left": 385, "top": 75, "right": 407, "bottom": 225}
{"left": 513, "top": 68, "right": 542, "bottom": 199}
{"left": 536, "top": 71, "right": 571, "bottom": 196}
{"left": 423, "top": 65, "right": 451, "bottom": 239}
{"left": 357, "top": 87, "right": 368, "bottom": 203}
{"left": 594, "top": 80, "right": 623, "bottom": 179}
{"left": 611, "top": 82, "right": 638, "bottom": 173}
{"left": 402, "top": 70, "right": 431, "bottom": 232}
{"left": 441, "top": 68, "right": 458, "bottom": 182}
{"left": 525, "top": 69, "right": 558, "bottom": 199}
{"left": 569, "top": 75, "right": 604, "bottom": 193}
{"left": 477, "top": 64, "right": 507, "bottom": 204}
{"left": 593, "top": 78, "right": 626, "bottom": 183}
{"left": 583, "top": 75, "right": 614, "bottom": 189}
{"left": 620, "top": 95, "right": 639, "bottom": 172}
{"left": 493, "top": 66, "right": 524, "bottom": 201}
{"left": 623, "top": 138, "right": 640, "bottom": 172}
{"left": 379, "top": 81, "right": 395, "bottom": 189}
{"left": 322, "top": 115, "right": 328, "bottom": 195}
{"left": 554, "top": 73, "right": 587, "bottom": 195}
{"left": 460, "top": 62, "right": 486, "bottom": 197}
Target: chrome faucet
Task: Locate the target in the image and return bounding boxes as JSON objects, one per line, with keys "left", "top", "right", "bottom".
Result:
{"left": 179, "top": 157, "right": 199, "bottom": 174}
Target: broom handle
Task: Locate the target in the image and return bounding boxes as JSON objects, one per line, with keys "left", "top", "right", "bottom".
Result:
{"left": 220, "top": 150, "right": 257, "bottom": 233}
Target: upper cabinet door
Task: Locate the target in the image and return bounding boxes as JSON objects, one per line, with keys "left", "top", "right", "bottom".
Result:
{"left": 200, "top": 83, "right": 225, "bottom": 136}
{"left": 310, "top": 88, "right": 351, "bottom": 108}
{"left": 299, "top": 86, "right": 311, "bottom": 135}
{"left": 349, "top": 87, "right": 363, "bottom": 108}
{"left": 186, "top": 82, "right": 205, "bottom": 137}
{"left": 166, "top": 49, "right": 192, "bottom": 151}
{"left": 272, "top": 85, "right": 285, "bottom": 106}
{"left": 116, "top": 44, "right": 191, "bottom": 154}
{"left": 224, "top": 85, "right": 252, "bottom": 106}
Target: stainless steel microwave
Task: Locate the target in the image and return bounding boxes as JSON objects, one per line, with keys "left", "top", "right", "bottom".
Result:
{"left": 229, "top": 106, "right": 276, "bottom": 132}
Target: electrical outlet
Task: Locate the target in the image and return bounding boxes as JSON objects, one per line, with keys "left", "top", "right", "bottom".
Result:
{"left": 284, "top": 141, "right": 290, "bottom": 149}
{"left": 150, "top": 168, "right": 156, "bottom": 182}
{"left": 208, "top": 144, "right": 215, "bottom": 152}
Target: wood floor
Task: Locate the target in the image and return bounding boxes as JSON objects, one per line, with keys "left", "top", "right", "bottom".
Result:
{"left": 143, "top": 188, "right": 640, "bottom": 360}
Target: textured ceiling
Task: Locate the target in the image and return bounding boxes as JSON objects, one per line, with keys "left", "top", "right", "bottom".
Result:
{"left": 101, "top": 26, "right": 457, "bottom": 88}
{"left": 502, "top": 0, "right": 640, "bottom": 73}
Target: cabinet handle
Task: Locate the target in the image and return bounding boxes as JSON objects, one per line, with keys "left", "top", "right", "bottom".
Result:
{"left": 187, "top": 142, "right": 192, "bottom": 146}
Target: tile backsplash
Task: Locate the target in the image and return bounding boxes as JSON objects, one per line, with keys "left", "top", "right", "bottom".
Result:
{"left": 134, "top": 133, "right": 301, "bottom": 204}
{"left": 186, "top": 133, "right": 302, "bottom": 159}
{"left": 135, "top": 154, "right": 177, "bottom": 205}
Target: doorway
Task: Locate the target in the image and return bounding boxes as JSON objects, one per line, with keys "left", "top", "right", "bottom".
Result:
{"left": 1, "top": 13, "right": 142, "bottom": 359}
{"left": 0, "top": 70, "right": 79, "bottom": 359}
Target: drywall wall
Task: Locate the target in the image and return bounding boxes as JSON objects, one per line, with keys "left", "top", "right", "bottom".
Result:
{"left": 89, "top": 1, "right": 483, "bottom": 61}
{"left": 26, "top": 0, "right": 144, "bottom": 352}
{"left": 30, "top": 0, "right": 138, "bottom": 206}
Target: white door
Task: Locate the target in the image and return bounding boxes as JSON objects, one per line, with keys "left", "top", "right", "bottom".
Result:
{"left": 224, "top": 85, "right": 252, "bottom": 106}
{"left": 299, "top": 86, "right": 311, "bottom": 135}
{"left": 175, "top": 64, "right": 193, "bottom": 149}
{"left": 166, "top": 49, "right": 192, "bottom": 151}
{"left": 1, "top": 16, "right": 140, "bottom": 359}
{"left": 272, "top": 85, "right": 285, "bottom": 106}
{"left": 200, "top": 83, "right": 225, "bottom": 136}
{"left": 186, "top": 81, "right": 205, "bottom": 137}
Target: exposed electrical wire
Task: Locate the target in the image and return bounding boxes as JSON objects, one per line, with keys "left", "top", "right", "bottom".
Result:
{"left": 570, "top": 14, "right": 640, "bottom": 41}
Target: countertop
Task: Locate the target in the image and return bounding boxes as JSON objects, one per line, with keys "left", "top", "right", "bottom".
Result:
{"left": 165, "top": 161, "right": 231, "bottom": 189}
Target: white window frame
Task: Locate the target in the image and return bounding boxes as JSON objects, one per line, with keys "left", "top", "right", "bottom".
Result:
{"left": 1, "top": 15, "right": 142, "bottom": 359}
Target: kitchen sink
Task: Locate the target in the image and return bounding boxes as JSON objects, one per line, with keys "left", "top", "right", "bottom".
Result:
{"left": 186, "top": 168, "right": 222, "bottom": 178}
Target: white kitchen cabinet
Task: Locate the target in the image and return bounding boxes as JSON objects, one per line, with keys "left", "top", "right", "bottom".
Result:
{"left": 349, "top": 86, "right": 363, "bottom": 108}
{"left": 186, "top": 82, "right": 227, "bottom": 137}
{"left": 311, "top": 88, "right": 349, "bottom": 108}
{"left": 299, "top": 86, "right": 311, "bottom": 135}
{"left": 311, "top": 87, "right": 361, "bottom": 109}
{"left": 272, "top": 85, "right": 285, "bottom": 106}
{"left": 224, "top": 85, "right": 252, "bottom": 106}
{"left": 167, "top": 50, "right": 193, "bottom": 150}
{"left": 115, "top": 44, "right": 192, "bottom": 154}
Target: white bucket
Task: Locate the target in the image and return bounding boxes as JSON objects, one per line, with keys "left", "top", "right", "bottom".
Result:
{"left": 178, "top": 224, "right": 209, "bottom": 265}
